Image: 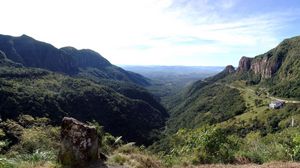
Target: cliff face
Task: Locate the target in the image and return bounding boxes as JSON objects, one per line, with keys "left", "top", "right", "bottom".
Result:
{"left": 237, "top": 56, "right": 252, "bottom": 73}
{"left": 250, "top": 55, "right": 283, "bottom": 78}
{"left": 236, "top": 37, "right": 295, "bottom": 79}
{"left": 237, "top": 55, "right": 282, "bottom": 79}
{"left": 234, "top": 36, "right": 300, "bottom": 99}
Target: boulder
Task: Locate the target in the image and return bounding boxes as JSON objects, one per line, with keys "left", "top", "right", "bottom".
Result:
{"left": 58, "top": 117, "right": 99, "bottom": 167}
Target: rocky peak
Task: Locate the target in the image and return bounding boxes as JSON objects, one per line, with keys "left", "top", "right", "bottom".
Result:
{"left": 236, "top": 54, "right": 283, "bottom": 79}
{"left": 235, "top": 36, "right": 300, "bottom": 80}
{"left": 224, "top": 65, "right": 236, "bottom": 74}
{"left": 237, "top": 56, "right": 252, "bottom": 73}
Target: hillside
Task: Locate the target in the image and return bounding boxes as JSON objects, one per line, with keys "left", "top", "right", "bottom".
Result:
{"left": 2, "top": 34, "right": 300, "bottom": 167}
{"left": 0, "top": 52, "right": 168, "bottom": 145}
{"left": 122, "top": 65, "right": 222, "bottom": 109}
{"left": 165, "top": 65, "right": 245, "bottom": 132}
{"left": 0, "top": 34, "right": 149, "bottom": 86}
{"left": 236, "top": 36, "right": 300, "bottom": 98}
{"left": 166, "top": 36, "right": 300, "bottom": 133}
{"left": 149, "top": 36, "right": 300, "bottom": 166}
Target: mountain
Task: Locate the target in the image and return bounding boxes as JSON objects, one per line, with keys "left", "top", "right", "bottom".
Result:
{"left": 121, "top": 65, "right": 223, "bottom": 79}
{"left": 0, "top": 53, "right": 168, "bottom": 145}
{"left": 165, "top": 36, "right": 300, "bottom": 133}
{"left": 149, "top": 36, "right": 300, "bottom": 166}
{"left": 236, "top": 36, "right": 300, "bottom": 98}
{"left": 166, "top": 71, "right": 245, "bottom": 132}
{"left": 121, "top": 65, "right": 223, "bottom": 109}
{"left": 0, "top": 50, "right": 22, "bottom": 67}
{"left": 0, "top": 34, "right": 149, "bottom": 86}
{"left": 0, "top": 35, "right": 169, "bottom": 145}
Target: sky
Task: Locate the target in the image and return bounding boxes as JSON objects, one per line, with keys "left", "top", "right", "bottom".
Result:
{"left": 0, "top": 0, "right": 300, "bottom": 66}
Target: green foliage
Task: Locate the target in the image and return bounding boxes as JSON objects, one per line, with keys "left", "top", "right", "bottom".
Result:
{"left": 167, "top": 84, "right": 246, "bottom": 132}
{"left": 0, "top": 64, "right": 168, "bottom": 145}
{"left": 88, "top": 120, "right": 123, "bottom": 155}
{"left": 292, "top": 134, "right": 300, "bottom": 161}
{"left": 0, "top": 151, "right": 59, "bottom": 168}
{"left": 0, "top": 157, "right": 14, "bottom": 168}
{"left": 13, "top": 150, "right": 56, "bottom": 163}
{"left": 235, "top": 131, "right": 290, "bottom": 164}
{"left": 0, "top": 34, "right": 150, "bottom": 86}
{"left": 152, "top": 127, "right": 239, "bottom": 166}
{"left": 9, "top": 126, "right": 60, "bottom": 155}
{"left": 0, "top": 115, "right": 61, "bottom": 168}
{"left": 238, "top": 36, "right": 300, "bottom": 99}
{"left": 269, "top": 80, "right": 300, "bottom": 99}
{"left": 108, "top": 143, "right": 163, "bottom": 168}
{"left": 109, "top": 153, "right": 127, "bottom": 166}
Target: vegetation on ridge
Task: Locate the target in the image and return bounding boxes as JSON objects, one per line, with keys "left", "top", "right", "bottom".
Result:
{"left": 0, "top": 55, "right": 168, "bottom": 145}
{"left": 2, "top": 34, "right": 300, "bottom": 168}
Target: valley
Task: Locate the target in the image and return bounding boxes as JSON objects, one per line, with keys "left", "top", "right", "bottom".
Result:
{"left": 121, "top": 65, "right": 223, "bottom": 108}
{"left": 1, "top": 34, "right": 300, "bottom": 168}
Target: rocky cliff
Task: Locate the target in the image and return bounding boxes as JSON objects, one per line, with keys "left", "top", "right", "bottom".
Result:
{"left": 236, "top": 36, "right": 300, "bottom": 79}
{"left": 236, "top": 54, "right": 282, "bottom": 79}
{"left": 234, "top": 36, "right": 300, "bottom": 98}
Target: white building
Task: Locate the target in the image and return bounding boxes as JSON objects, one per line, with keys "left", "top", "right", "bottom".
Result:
{"left": 269, "top": 101, "right": 284, "bottom": 109}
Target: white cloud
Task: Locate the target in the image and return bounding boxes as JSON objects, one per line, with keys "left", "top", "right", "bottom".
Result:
{"left": 0, "top": 0, "right": 299, "bottom": 66}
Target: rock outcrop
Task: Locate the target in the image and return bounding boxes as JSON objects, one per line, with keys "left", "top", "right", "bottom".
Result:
{"left": 236, "top": 56, "right": 252, "bottom": 73}
{"left": 236, "top": 54, "right": 282, "bottom": 79}
{"left": 59, "top": 117, "right": 99, "bottom": 167}
{"left": 224, "top": 65, "right": 236, "bottom": 74}
{"left": 205, "top": 65, "right": 235, "bottom": 82}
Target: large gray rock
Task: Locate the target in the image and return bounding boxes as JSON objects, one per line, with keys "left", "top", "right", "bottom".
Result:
{"left": 59, "top": 117, "right": 99, "bottom": 167}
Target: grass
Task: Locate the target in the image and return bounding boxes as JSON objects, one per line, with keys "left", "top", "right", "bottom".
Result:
{"left": 182, "top": 162, "right": 300, "bottom": 168}
{"left": 107, "top": 143, "right": 163, "bottom": 168}
{"left": 217, "top": 80, "right": 283, "bottom": 128}
{"left": 0, "top": 149, "right": 61, "bottom": 168}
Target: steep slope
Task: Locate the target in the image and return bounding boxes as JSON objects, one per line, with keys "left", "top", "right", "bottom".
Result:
{"left": 95, "top": 79, "right": 167, "bottom": 114}
{"left": 0, "top": 55, "right": 168, "bottom": 145}
{"left": 236, "top": 36, "right": 300, "bottom": 98}
{"left": 151, "top": 38, "right": 300, "bottom": 166}
{"left": 166, "top": 66, "right": 245, "bottom": 132}
{"left": 0, "top": 50, "right": 22, "bottom": 67}
{"left": 0, "top": 34, "right": 149, "bottom": 86}
{"left": 166, "top": 36, "right": 300, "bottom": 134}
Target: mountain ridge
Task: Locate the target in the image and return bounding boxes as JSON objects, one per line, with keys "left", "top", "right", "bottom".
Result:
{"left": 165, "top": 35, "right": 300, "bottom": 133}
{"left": 0, "top": 54, "right": 168, "bottom": 145}
{"left": 232, "top": 36, "right": 300, "bottom": 98}
{"left": 0, "top": 34, "right": 150, "bottom": 86}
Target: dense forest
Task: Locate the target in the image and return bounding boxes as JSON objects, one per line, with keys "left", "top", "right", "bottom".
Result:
{"left": 1, "top": 35, "right": 300, "bottom": 168}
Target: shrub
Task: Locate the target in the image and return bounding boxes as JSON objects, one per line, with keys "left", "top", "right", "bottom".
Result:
{"left": 0, "top": 157, "right": 14, "bottom": 168}
{"left": 236, "top": 131, "right": 293, "bottom": 163}
{"left": 292, "top": 134, "right": 300, "bottom": 161}
{"left": 157, "top": 127, "right": 239, "bottom": 166}
{"left": 9, "top": 126, "right": 60, "bottom": 155}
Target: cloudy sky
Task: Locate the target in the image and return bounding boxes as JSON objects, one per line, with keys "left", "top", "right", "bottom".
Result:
{"left": 1, "top": 0, "right": 300, "bottom": 66}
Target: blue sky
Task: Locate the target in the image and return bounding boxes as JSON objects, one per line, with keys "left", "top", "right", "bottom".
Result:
{"left": 0, "top": 0, "right": 300, "bottom": 66}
